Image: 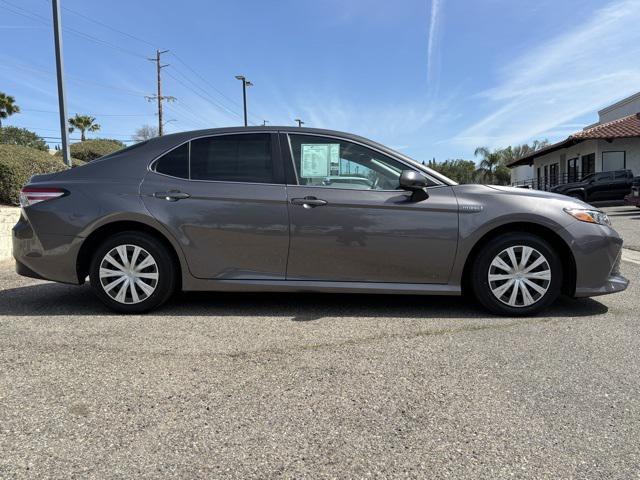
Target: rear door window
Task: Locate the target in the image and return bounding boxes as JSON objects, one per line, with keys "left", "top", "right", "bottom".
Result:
{"left": 190, "top": 133, "right": 274, "bottom": 183}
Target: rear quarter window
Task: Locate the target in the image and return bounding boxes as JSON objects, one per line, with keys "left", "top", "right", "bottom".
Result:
{"left": 154, "top": 143, "right": 189, "bottom": 178}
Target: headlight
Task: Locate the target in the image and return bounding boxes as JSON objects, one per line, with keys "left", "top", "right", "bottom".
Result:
{"left": 564, "top": 208, "right": 611, "bottom": 226}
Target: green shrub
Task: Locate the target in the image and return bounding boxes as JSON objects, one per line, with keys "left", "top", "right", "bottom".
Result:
{"left": 0, "top": 145, "right": 68, "bottom": 205}
{"left": 65, "top": 139, "right": 125, "bottom": 162}
{"left": 0, "top": 126, "right": 48, "bottom": 151}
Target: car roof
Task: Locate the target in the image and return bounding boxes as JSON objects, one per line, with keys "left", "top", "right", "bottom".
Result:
{"left": 155, "top": 126, "right": 383, "bottom": 147}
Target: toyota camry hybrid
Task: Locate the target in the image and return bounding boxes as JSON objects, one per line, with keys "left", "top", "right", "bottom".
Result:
{"left": 13, "top": 127, "right": 628, "bottom": 315}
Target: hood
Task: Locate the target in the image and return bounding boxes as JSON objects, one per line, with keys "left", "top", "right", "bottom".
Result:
{"left": 476, "top": 184, "right": 594, "bottom": 209}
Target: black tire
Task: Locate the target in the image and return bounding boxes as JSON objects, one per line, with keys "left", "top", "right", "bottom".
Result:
{"left": 89, "top": 231, "right": 176, "bottom": 313}
{"left": 470, "top": 232, "right": 562, "bottom": 316}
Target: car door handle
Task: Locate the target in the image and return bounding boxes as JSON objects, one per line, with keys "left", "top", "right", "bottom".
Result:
{"left": 154, "top": 190, "right": 190, "bottom": 201}
{"left": 290, "top": 196, "right": 328, "bottom": 208}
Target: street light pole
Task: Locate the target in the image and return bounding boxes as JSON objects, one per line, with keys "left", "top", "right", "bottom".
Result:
{"left": 235, "top": 75, "right": 253, "bottom": 127}
{"left": 295, "top": 118, "right": 304, "bottom": 127}
{"left": 51, "top": 0, "right": 71, "bottom": 167}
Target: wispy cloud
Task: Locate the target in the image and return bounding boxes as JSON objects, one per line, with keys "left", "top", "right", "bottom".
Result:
{"left": 426, "top": 0, "right": 443, "bottom": 90}
{"left": 454, "top": 0, "right": 640, "bottom": 149}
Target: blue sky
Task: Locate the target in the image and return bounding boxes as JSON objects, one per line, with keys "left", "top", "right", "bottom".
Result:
{"left": 2, "top": 0, "right": 640, "bottom": 163}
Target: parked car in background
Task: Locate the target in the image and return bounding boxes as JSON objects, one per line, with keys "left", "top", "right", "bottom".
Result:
{"left": 549, "top": 169, "right": 635, "bottom": 202}
{"left": 13, "top": 127, "right": 628, "bottom": 316}
{"left": 624, "top": 175, "right": 640, "bottom": 208}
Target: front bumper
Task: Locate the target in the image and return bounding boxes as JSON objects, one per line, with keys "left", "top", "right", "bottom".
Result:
{"left": 562, "top": 220, "right": 629, "bottom": 298}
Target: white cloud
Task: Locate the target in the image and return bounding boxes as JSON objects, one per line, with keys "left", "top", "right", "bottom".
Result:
{"left": 455, "top": 0, "right": 640, "bottom": 149}
{"left": 427, "top": 0, "right": 443, "bottom": 90}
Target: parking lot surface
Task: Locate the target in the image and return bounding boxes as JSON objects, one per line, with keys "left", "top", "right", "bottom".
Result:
{"left": 603, "top": 205, "right": 640, "bottom": 251}
{"left": 1, "top": 206, "right": 640, "bottom": 479}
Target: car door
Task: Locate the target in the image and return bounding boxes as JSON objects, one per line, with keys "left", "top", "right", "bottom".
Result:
{"left": 588, "top": 171, "right": 613, "bottom": 201}
{"left": 282, "top": 132, "right": 459, "bottom": 284}
{"left": 612, "top": 170, "right": 632, "bottom": 199}
{"left": 140, "top": 132, "right": 290, "bottom": 280}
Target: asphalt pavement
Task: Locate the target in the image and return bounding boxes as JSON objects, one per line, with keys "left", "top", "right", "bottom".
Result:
{"left": 603, "top": 205, "right": 640, "bottom": 251}
{"left": 1, "top": 253, "right": 639, "bottom": 479}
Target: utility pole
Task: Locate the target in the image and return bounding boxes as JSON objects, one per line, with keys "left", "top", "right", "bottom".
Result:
{"left": 295, "top": 118, "right": 304, "bottom": 127}
{"left": 146, "top": 49, "right": 175, "bottom": 136}
{"left": 51, "top": 0, "right": 71, "bottom": 167}
{"left": 235, "top": 75, "right": 253, "bottom": 127}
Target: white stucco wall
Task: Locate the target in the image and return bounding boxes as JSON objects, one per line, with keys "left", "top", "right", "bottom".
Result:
{"left": 509, "top": 165, "right": 534, "bottom": 184}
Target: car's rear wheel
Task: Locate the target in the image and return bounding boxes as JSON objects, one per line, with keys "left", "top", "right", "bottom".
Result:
{"left": 471, "top": 232, "right": 562, "bottom": 316}
{"left": 89, "top": 231, "right": 176, "bottom": 313}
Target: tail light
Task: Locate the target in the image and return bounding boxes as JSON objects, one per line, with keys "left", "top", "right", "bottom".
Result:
{"left": 19, "top": 187, "right": 67, "bottom": 207}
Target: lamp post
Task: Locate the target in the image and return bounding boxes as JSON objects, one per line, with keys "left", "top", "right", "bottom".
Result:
{"left": 295, "top": 118, "right": 304, "bottom": 127}
{"left": 51, "top": 0, "right": 71, "bottom": 167}
{"left": 235, "top": 75, "right": 253, "bottom": 127}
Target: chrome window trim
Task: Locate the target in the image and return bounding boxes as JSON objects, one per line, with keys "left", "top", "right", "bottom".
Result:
{"left": 147, "top": 130, "right": 284, "bottom": 186}
{"left": 283, "top": 131, "right": 445, "bottom": 191}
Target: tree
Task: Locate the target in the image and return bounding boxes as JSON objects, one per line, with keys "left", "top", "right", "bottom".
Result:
{"left": 0, "top": 126, "right": 47, "bottom": 151}
{"left": 474, "top": 147, "right": 504, "bottom": 184}
{"left": 428, "top": 158, "right": 478, "bottom": 184}
{"left": 134, "top": 124, "right": 158, "bottom": 142}
{"left": 68, "top": 114, "right": 100, "bottom": 141}
{"left": 0, "top": 92, "right": 20, "bottom": 128}
{"left": 500, "top": 140, "right": 549, "bottom": 165}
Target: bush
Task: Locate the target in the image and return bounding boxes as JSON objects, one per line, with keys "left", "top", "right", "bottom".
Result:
{"left": 0, "top": 126, "right": 48, "bottom": 151}
{"left": 65, "top": 139, "right": 125, "bottom": 162}
{"left": 0, "top": 145, "right": 68, "bottom": 205}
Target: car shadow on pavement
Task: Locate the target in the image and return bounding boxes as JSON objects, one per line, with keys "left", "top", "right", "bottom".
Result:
{"left": 0, "top": 282, "right": 609, "bottom": 320}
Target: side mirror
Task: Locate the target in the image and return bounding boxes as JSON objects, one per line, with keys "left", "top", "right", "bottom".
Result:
{"left": 399, "top": 170, "right": 429, "bottom": 201}
{"left": 399, "top": 170, "right": 428, "bottom": 191}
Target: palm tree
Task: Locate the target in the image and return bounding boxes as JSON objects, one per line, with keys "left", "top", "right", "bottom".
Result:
{"left": 0, "top": 92, "right": 20, "bottom": 128}
{"left": 474, "top": 147, "right": 503, "bottom": 183}
{"left": 68, "top": 114, "right": 100, "bottom": 141}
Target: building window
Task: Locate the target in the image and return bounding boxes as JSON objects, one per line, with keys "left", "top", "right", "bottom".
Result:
{"left": 581, "top": 153, "right": 595, "bottom": 178}
{"left": 549, "top": 163, "right": 559, "bottom": 187}
{"left": 602, "top": 151, "right": 625, "bottom": 172}
{"left": 543, "top": 165, "right": 548, "bottom": 190}
{"left": 567, "top": 158, "right": 578, "bottom": 182}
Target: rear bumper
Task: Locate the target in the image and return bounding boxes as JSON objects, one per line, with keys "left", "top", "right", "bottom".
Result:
{"left": 12, "top": 212, "right": 82, "bottom": 284}
{"left": 624, "top": 193, "right": 640, "bottom": 207}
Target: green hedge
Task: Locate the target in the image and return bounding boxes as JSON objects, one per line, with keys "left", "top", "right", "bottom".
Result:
{"left": 0, "top": 126, "right": 48, "bottom": 151}
{"left": 65, "top": 139, "right": 125, "bottom": 162}
{"left": 0, "top": 145, "right": 72, "bottom": 205}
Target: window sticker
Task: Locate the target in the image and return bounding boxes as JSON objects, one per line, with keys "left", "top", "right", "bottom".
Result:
{"left": 300, "top": 143, "right": 340, "bottom": 178}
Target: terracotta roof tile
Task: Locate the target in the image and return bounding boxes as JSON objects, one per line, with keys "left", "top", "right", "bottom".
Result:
{"left": 508, "top": 113, "right": 640, "bottom": 167}
{"left": 571, "top": 113, "right": 640, "bottom": 139}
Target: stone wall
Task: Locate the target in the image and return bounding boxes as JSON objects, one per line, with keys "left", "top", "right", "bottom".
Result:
{"left": 0, "top": 206, "right": 20, "bottom": 261}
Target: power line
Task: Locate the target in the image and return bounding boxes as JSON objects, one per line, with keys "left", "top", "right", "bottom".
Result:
{"left": 1, "top": 61, "right": 148, "bottom": 96}
{"left": 1, "top": 0, "right": 148, "bottom": 59}
{"left": 21, "top": 108, "right": 154, "bottom": 117}
{"left": 165, "top": 69, "right": 243, "bottom": 121}
{"left": 60, "top": 4, "right": 161, "bottom": 50}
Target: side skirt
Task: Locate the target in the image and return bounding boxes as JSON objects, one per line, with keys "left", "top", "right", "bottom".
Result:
{"left": 181, "top": 278, "right": 461, "bottom": 296}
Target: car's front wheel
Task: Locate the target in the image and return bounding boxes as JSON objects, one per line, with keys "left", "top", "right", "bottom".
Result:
{"left": 471, "top": 232, "right": 562, "bottom": 316}
{"left": 89, "top": 231, "right": 176, "bottom": 313}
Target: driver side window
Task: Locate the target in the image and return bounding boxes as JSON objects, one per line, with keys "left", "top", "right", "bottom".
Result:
{"left": 288, "top": 134, "right": 406, "bottom": 190}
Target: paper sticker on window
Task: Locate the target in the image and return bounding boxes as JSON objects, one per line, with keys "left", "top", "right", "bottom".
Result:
{"left": 301, "top": 143, "right": 340, "bottom": 178}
